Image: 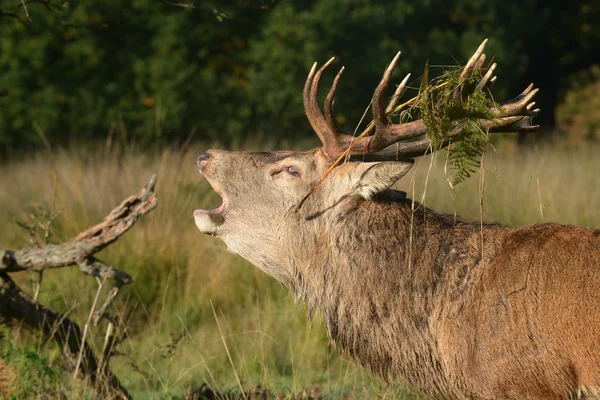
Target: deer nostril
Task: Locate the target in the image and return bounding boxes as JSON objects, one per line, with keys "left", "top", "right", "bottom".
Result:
{"left": 197, "top": 152, "right": 212, "bottom": 169}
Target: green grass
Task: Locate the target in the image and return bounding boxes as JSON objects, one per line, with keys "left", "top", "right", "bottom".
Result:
{"left": 0, "top": 140, "right": 599, "bottom": 398}
{"left": 0, "top": 327, "right": 64, "bottom": 399}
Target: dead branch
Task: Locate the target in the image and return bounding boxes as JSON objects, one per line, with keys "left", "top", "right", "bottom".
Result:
{"left": 0, "top": 174, "right": 157, "bottom": 282}
{"left": 1, "top": 0, "right": 107, "bottom": 28}
{"left": 0, "top": 174, "right": 157, "bottom": 399}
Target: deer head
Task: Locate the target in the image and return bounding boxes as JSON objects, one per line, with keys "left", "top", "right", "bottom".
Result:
{"left": 193, "top": 39, "right": 539, "bottom": 289}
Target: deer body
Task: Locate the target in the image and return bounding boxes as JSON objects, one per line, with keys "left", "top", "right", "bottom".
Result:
{"left": 309, "top": 198, "right": 600, "bottom": 399}
{"left": 193, "top": 42, "right": 600, "bottom": 398}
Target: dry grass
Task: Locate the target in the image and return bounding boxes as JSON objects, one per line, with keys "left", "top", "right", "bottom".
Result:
{"left": 0, "top": 140, "right": 598, "bottom": 398}
{"left": 404, "top": 141, "right": 600, "bottom": 228}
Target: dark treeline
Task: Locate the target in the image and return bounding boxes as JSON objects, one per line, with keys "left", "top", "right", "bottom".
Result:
{"left": 0, "top": 0, "right": 598, "bottom": 149}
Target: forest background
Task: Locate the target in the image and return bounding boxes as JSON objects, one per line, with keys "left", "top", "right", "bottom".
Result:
{"left": 0, "top": 1, "right": 599, "bottom": 398}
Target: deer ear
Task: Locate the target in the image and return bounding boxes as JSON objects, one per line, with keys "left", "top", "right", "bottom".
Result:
{"left": 347, "top": 161, "right": 414, "bottom": 200}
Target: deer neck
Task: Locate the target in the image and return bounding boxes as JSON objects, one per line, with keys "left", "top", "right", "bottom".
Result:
{"left": 295, "top": 197, "right": 470, "bottom": 386}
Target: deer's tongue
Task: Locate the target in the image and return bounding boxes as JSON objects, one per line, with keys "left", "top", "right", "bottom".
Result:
{"left": 194, "top": 196, "right": 226, "bottom": 216}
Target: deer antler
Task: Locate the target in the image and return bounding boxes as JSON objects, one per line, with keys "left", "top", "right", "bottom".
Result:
{"left": 304, "top": 39, "right": 540, "bottom": 162}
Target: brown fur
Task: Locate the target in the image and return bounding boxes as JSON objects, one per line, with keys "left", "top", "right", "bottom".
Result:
{"left": 194, "top": 148, "right": 600, "bottom": 399}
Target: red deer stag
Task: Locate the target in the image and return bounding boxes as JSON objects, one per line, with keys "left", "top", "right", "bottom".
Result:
{"left": 194, "top": 40, "right": 600, "bottom": 399}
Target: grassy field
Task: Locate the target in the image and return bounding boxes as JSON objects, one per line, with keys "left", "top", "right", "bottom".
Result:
{"left": 1, "top": 139, "right": 599, "bottom": 398}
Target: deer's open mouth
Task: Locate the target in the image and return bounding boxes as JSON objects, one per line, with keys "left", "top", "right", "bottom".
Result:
{"left": 194, "top": 192, "right": 228, "bottom": 217}
{"left": 194, "top": 179, "right": 227, "bottom": 235}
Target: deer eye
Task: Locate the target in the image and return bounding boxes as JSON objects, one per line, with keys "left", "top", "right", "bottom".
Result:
{"left": 285, "top": 166, "right": 300, "bottom": 178}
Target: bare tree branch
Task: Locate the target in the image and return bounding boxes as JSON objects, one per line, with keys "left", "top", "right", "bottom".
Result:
{"left": 157, "top": 0, "right": 200, "bottom": 9}
{"left": 78, "top": 257, "right": 133, "bottom": 284}
{"left": 1, "top": 0, "right": 108, "bottom": 29}
{"left": 0, "top": 9, "right": 27, "bottom": 24}
{"left": 19, "top": 0, "right": 31, "bottom": 22}
{"left": 0, "top": 174, "right": 157, "bottom": 280}
{"left": 0, "top": 174, "right": 158, "bottom": 399}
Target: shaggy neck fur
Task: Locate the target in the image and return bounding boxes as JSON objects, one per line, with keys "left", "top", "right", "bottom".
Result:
{"left": 291, "top": 192, "right": 506, "bottom": 398}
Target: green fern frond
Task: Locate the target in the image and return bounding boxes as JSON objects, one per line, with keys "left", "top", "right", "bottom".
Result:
{"left": 394, "top": 61, "right": 499, "bottom": 185}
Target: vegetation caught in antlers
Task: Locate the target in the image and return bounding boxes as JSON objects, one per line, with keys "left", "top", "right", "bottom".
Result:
{"left": 305, "top": 39, "right": 539, "bottom": 161}
{"left": 298, "top": 39, "right": 539, "bottom": 203}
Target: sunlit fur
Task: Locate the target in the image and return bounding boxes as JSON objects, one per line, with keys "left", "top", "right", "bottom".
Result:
{"left": 195, "top": 148, "right": 600, "bottom": 400}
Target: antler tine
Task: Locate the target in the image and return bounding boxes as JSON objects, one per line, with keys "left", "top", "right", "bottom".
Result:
{"left": 519, "top": 83, "right": 535, "bottom": 96}
{"left": 303, "top": 61, "right": 318, "bottom": 119}
{"left": 367, "top": 52, "right": 424, "bottom": 152}
{"left": 303, "top": 57, "right": 341, "bottom": 155}
{"left": 372, "top": 52, "right": 402, "bottom": 129}
{"left": 498, "top": 87, "right": 540, "bottom": 116}
{"left": 310, "top": 57, "right": 337, "bottom": 109}
{"left": 474, "top": 53, "right": 486, "bottom": 73}
{"left": 386, "top": 73, "right": 411, "bottom": 114}
{"left": 461, "top": 39, "right": 488, "bottom": 82}
{"left": 476, "top": 62, "right": 497, "bottom": 91}
{"left": 453, "top": 39, "right": 488, "bottom": 106}
{"left": 324, "top": 66, "right": 346, "bottom": 135}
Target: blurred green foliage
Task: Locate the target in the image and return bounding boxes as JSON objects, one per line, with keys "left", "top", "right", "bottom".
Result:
{"left": 0, "top": 0, "right": 598, "bottom": 149}
{"left": 556, "top": 64, "right": 600, "bottom": 142}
